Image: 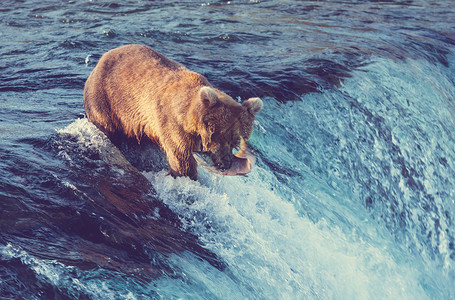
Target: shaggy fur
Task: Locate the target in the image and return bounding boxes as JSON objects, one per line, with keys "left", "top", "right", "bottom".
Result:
{"left": 84, "top": 44, "right": 262, "bottom": 180}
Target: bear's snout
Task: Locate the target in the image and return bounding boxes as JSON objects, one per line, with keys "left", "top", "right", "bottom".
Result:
{"left": 218, "top": 154, "right": 233, "bottom": 172}
{"left": 210, "top": 146, "right": 233, "bottom": 172}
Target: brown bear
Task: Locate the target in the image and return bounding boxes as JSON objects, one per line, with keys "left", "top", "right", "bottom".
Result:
{"left": 83, "top": 44, "right": 262, "bottom": 180}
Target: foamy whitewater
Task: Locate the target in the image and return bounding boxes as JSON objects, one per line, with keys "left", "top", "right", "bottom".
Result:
{"left": 1, "top": 0, "right": 455, "bottom": 299}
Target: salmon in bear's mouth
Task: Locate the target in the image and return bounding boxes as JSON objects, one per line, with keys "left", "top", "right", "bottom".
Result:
{"left": 194, "top": 142, "right": 256, "bottom": 176}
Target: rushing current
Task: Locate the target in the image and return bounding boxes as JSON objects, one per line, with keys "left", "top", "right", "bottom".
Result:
{"left": 1, "top": 0, "right": 455, "bottom": 299}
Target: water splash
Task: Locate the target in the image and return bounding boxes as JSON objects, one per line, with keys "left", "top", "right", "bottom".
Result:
{"left": 145, "top": 168, "right": 432, "bottom": 299}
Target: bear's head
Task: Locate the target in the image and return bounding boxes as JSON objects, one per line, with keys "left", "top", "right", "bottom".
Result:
{"left": 197, "top": 86, "right": 263, "bottom": 171}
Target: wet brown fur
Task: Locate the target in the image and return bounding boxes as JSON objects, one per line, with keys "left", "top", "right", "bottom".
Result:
{"left": 84, "top": 44, "right": 262, "bottom": 180}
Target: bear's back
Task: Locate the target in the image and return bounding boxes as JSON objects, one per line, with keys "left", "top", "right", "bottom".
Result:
{"left": 83, "top": 44, "right": 210, "bottom": 142}
{"left": 100, "top": 44, "right": 183, "bottom": 71}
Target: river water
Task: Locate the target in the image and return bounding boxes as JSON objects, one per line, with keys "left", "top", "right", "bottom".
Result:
{"left": 1, "top": 0, "right": 454, "bottom": 299}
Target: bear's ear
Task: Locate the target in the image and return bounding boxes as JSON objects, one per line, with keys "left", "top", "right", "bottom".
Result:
{"left": 199, "top": 86, "right": 218, "bottom": 107}
{"left": 242, "top": 97, "right": 263, "bottom": 115}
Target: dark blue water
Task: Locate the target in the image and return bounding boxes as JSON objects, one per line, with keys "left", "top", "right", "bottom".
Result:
{"left": 1, "top": 0, "right": 455, "bottom": 298}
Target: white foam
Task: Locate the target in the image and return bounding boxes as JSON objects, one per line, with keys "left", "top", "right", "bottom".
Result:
{"left": 145, "top": 166, "right": 429, "bottom": 299}
{"left": 56, "top": 118, "right": 111, "bottom": 152}
{"left": 0, "top": 243, "right": 142, "bottom": 299}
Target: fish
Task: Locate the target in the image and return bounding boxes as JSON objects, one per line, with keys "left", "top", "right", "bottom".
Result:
{"left": 194, "top": 137, "right": 256, "bottom": 176}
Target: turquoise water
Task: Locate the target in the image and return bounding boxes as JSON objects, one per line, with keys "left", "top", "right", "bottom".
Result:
{"left": 1, "top": 1, "right": 454, "bottom": 298}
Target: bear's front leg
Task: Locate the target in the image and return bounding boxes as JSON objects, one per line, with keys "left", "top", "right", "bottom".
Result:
{"left": 167, "top": 150, "right": 198, "bottom": 181}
